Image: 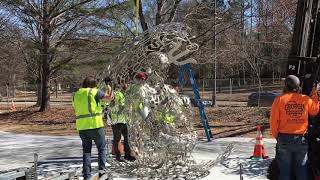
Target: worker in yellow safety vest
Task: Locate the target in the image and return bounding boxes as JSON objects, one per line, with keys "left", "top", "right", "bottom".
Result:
{"left": 154, "top": 84, "right": 177, "bottom": 127}
{"left": 101, "top": 77, "right": 113, "bottom": 120}
{"left": 72, "top": 76, "right": 111, "bottom": 180}
{"left": 154, "top": 109, "right": 175, "bottom": 127}
{"left": 127, "top": 73, "right": 149, "bottom": 120}
{"left": 110, "top": 83, "right": 136, "bottom": 162}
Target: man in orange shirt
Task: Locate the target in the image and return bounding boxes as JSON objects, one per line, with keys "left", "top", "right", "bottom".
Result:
{"left": 270, "top": 75, "right": 319, "bottom": 180}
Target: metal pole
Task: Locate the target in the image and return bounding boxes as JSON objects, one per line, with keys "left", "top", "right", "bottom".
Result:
{"left": 6, "top": 84, "right": 9, "bottom": 110}
{"left": 214, "top": 0, "right": 217, "bottom": 107}
{"left": 24, "top": 83, "right": 27, "bottom": 107}
{"left": 55, "top": 80, "right": 58, "bottom": 98}
{"left": 202, "top": 78, "right": 205, "bottom": 97}
{"left": 229, "top": 78, "right": 232, "bottom": 106}
{"left": 34, "top": 153, "right": 38, "bottom": 180}
{"left": 240, "top": 163, "right": 243, "bottom": 180}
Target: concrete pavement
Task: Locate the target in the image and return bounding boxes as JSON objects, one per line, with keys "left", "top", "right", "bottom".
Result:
{"left": 0, "top": 131, "right": 276, "bottom": 179}
{"left": 197, "top": 138, "right": 276, "bottom": 180}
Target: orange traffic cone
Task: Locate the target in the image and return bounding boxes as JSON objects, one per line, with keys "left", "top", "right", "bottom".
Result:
{"left": 250, "top": 125, "right": 268, "bottom": 160}
{"left": 10, "top": 101, "right": 16, "bottom": 112}
{"left": 111, "top": 140, "right": 124, "bottom": 155}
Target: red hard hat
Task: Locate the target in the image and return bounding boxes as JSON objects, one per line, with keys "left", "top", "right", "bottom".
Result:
{"left": 134, "top": 73, "right": 147, "bottom": 80}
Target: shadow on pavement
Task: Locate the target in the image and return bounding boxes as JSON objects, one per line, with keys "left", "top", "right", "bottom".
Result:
{"left": 220, "top": 157, "right": 273, "bottom": 178}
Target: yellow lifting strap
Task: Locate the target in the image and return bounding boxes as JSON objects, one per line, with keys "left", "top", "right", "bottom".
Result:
{"left": 135, "top": 0, "right": 139, "bottom": 35}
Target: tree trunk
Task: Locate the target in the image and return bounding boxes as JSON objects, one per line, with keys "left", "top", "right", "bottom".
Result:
{"left": 39, "top": 65, "right": 50, "bottom": 111}
{"left": 55, "top": 80, "right": 58, "bottom": 98}
{"left": 155, "top": 0, "right": 163, "bottom": 25}
{"left": 36, "top": 78, "right": 41, "bottom": 106}
{"left": 136, "top": 0, "right": 148, "bottom": 31}
{"left": 12, "top": 73, "right": 16, "bottom": 97}
{"left": 242, "top": 61, "right": 246, "bottom": 85}
{"left": 258, "top": 77, "right": 262, "bottom": 107}
{"left": 237, "top": 65, "right": 241, "bottom": 87}
{"left": 39, "top": 0, "right": 51, "bottom": 112}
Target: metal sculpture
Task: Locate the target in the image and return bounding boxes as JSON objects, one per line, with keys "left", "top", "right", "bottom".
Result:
{"left": 101, "top": 23, "right": 199, "bottom": 86}
{"left": 100, "top": 22, "right": 233, "bottom": 179}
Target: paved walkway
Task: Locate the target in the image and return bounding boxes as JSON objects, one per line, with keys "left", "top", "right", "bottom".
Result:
{"left": 197, "top": 138, "right": 276, "bottom": 180}
{"left": 0, "top": 132, "right": 276, "bottom": 179}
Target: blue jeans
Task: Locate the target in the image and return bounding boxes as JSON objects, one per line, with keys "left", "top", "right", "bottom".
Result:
{"left": 79, "top": 128, "right": 106, "bottom": 179}
{"left": 276, "top": 133, "right": 308, "bottom": 180}
{"left": 111, "top": 123, "right": 131, "bottom": 159}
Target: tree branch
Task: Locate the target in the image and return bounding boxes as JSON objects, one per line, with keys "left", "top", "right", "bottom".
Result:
{"left": 167, "top": 0, "right": 181, "bottom": 22}
{"left": 155, "top": 0, "right": 163, "bottom": 25}
{"left": 136, "top": 0, "right": 148, "bottom": 31}
{"left": 50, "top": 0, "right": 92, "bottom": 19}
{"left": 48, "top": 0, "right": 63, "bottom": 16}
{"left": 50, "top": 56, "right": 74, "bottom": 75}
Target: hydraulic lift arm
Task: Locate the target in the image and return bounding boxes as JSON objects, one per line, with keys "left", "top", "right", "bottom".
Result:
{"left": 287, "top": 0, "right": 320, "bottom": 95}
{"left": 284, "top": 1, "right": 320, "bottom": 179}
{"left": 268, "top": 1, "right": 320, "bottom": 180}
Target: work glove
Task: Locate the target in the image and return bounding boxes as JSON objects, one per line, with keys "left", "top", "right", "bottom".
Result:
{"left": 139, "top": 106, "right": 149, "bottom": 120}
{"left": 311, "top": 83, "right": 319, "bottom": 96}
{"left": 104, "top": 77, "right": 111, "bottom": 85}
{"left": 305, "top": 74, "right": 312, "bottom": 79}
{"left": 109, "top": 100, "right": 115, "bottom": 107}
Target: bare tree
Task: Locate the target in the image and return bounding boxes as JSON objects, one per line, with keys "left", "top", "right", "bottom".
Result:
{"left": 0, "top": 19, "right": 25, "bottom": 96}
{"left": 0, "top": 0, "right": 300, "bottom": 111}
{"left": 134, "top": 0, "right": 183, "bottom": 31}
{"left": 1, "top": 0, "right": 97, "bottom": 111}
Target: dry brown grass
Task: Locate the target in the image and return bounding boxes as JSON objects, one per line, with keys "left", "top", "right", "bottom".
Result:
{"left": 0, "top": 106, "right": 272, "bottom": 138}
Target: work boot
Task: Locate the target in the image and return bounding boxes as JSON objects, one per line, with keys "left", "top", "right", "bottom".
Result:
{"left": 115, "top": 157, "right": 125, "bottom": 162}
{"left": 99, "top": 169, "right": 109, "bottom": 180}
{"left": 124, "top": 155, "right": 136, "bottom": 162}
{"left": 82, "top": 176, "right": 92, "bottom": 180}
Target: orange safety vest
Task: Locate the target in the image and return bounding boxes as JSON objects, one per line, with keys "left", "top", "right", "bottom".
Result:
{"left": 269, "top": 91, "right": 319, "bottom": 139}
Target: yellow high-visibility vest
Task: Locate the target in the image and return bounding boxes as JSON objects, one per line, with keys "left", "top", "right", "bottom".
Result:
{"left": 155, "top": 110, "right": 175, "bottom": 126}
{"left": 111, "top": 90, "right": 126, "bottom": 124}
{"left": 72, "top": 88, "right": 104, "bottom": 130}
